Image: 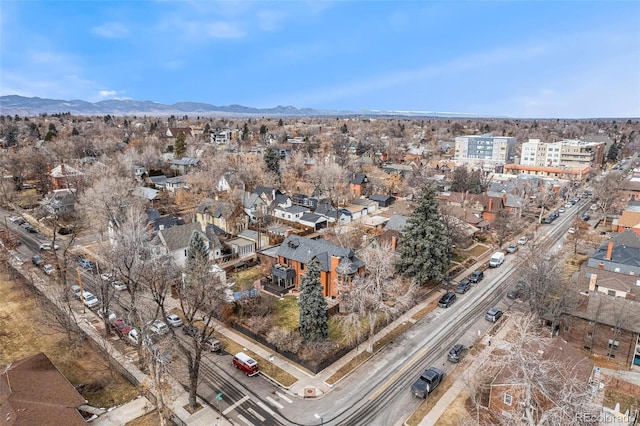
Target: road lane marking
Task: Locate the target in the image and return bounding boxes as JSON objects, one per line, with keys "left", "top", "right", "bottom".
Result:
{"left": 248, "top": 408, "right": 266, "bottom": 422}
{"left": 368, "top": 345, "right": 431, "bottom": 401}
{"left": 237, "top": 414, "right": 255, "bottom": 426}
{"left": 223, "top": 395, "right": 249, "bottom": 415}
{"left": 257, "top": 401, "right": 276, "bottom": 415}
{"left": 275, "top": 391, "right": 293, "bottom": 403}
{"left": 266, "top": 396, "right": 284, "bottom": 409}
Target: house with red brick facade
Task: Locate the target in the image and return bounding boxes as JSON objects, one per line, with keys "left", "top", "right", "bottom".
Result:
{"left": 271, "top": 235, "right": 365, "bottom": 298}
{"left": 49, "top": 163, "right": 82, "bottom": 191}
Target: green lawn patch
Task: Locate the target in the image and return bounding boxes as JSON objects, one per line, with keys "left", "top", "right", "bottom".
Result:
{"left": 230, "top": 267, "right": 263, "bottom": 290}
{"left": 272, "top": 296, "right": 299, "bottom": 332}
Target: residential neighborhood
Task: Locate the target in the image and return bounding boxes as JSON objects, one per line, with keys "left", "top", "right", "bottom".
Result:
{"left": 1, "top": 113, "right": 639, "bottom": 426}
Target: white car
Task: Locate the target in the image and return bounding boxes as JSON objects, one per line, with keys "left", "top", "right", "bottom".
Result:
{"left": 564, "top": 203, "right": 573, "bottom": 209}
{"left": 39, "top": 242, "right": 60, "bottom": 251}
{"left": 165, "top": 314, "right": 183, "bottom": 327}
{"left": 100, "top": 273, "right": 114, "bottom": 282}
{"left": 149, "top": 319, "right": 169, "bottom": 335}
{"left": 558, "top": 207, "right": 565, "bottom": 213}
{"left": 128, "top": 328, "right": 140, "bottom": 345}
{"left": 81, "top": 291, "right": 99, "bottom": 309}
{"left": 590, "top": 203, "right": 598, "bottom": 210}
{"left": 71, "top": 285, "right": 82, "bottom": 298}
{"left": 111, "top": 280, "right": 127, "bottom": 291}
{"left": 517, "top": 236, "right": 528, "bottom": 245}
{"left": 568, "top": 227, "right": 576, "bottom": 234}
{"left": 43, "top": 264, "right": 54, "bottom": 275}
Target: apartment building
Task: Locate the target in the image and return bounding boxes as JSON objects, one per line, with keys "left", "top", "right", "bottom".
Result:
{"left": 520, "top": 139, "right": 606, "bottom": 168}
{"left": 454, "top": 133, "right": 516, "bottom": 163}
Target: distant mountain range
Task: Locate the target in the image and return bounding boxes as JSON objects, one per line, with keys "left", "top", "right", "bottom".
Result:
{"left": 0, "top": 95, "right": 479, "bottom": 118}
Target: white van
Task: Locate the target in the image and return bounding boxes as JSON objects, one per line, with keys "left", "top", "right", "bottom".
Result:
{"left": 489, "top": 252, "right": 505, "bottom": 268}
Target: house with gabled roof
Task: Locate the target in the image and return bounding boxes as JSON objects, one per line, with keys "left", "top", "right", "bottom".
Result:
{"left": 0, "top": 352, "right": 88, "bottom": 426}
{"left": 154, "top": 222, "right": 205, "bottom": 267}
{"left": 166, "top": 127, "right": 192, "bottom": 138}
{"left": 49, "top": 163, "right": 83, "bottom": 190}
{"left": 349, "top": 173, "right": 368, "bottom": 197}
{"left": 615, "top": 201, "right": 640, "bottom": 236}
{"left": 40, "top": 188, "right": 76, "bottom": 216}
{"left": 314, "top": 203, "right": 352, "bottom": 225}
{"left": 299, "top": 212, "right": 328, "bottom": 231}
{"left": 271, "top": 235, "right": 365, "bottom": 298}
{"left": 131, "top": 186, "right": 160, "bottom": 202}
{"left": 146, "top": 208, "right": 184, "bottom": 238}
{"left": 170, "top": 157, "right": 200, "bottom": 176}
{"left": 196, "top": 198, "right": 246, "bottom": 235}
{"left": 274, "top": 205, "right": 310, "bottom": 222}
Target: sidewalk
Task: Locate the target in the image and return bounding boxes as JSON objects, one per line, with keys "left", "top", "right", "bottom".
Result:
{"left": 417, "top": 312, "right": 517, "bottom": 426}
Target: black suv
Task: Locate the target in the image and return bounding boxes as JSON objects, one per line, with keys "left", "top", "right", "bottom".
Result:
{"left": 455, "top": 280, "right": 471, "bottom": 294}
{"left": 469, "top": 270, "right": 484, "bottom": 283}
{"left": 447, "top": 344, "right": 468, "bottom": 363}
{"left": 438, "top": 292, "right": 457, "bottom": 308}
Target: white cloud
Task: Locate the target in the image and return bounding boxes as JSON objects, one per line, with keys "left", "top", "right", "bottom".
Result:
{"left": 99, "top": 90, "right": 117, "bottom": 97}
{"left": 92, "top": 22, "right": 129, "bottom": 39}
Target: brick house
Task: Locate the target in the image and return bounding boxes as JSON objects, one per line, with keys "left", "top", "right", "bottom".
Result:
{"left": 349, "top": 173, "right": 368, "bottom": 197}
{"left": 49, "top": 163, "right": 82, "bottom": 190}
{"left": 271, "top": 235, "right": 365, "bottom": 298}
{"left": 615, "top": 201, "right": 640, "bottom": 236}
{"left": 488, "top": 338, "right": 594, "bottom": 421}
{"left": 196, "top": 198, "right": 247, "bottom": 235}
{"left": 556, "top": 231, "right": 640, "bottom": 369}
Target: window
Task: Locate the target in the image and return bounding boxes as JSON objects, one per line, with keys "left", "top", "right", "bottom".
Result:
{"left": 607, "top": 290, "right": 616, "bottom": 297}
{"left": 300, "top": 264, "right": 305, "bottom": 271}
{"left": 504, "top": 394, "right": 513, "bottom": 405}
{"left": 587, "top": 332, "right": 593, "bottom": 339}
{"left": 564, "top": 326, "right": 570, "bottom": 333}
{"left": 608, "top": 340, "right": 620, "bottom": 350}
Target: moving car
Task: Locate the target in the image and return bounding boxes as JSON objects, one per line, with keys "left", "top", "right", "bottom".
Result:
{"left": 411, "top": 367, "right": 445, "bottom": 399}
{"left": 447, "top": 344, "right": 468, "bottom": 363}
{"left": 485, "top": 307, "right": 503, "bottom": 322}
{"left": 469, "top": 270, "right": 484, "bottom": 283}
{"left": 232, "top": 352, "right": 259, "bottom": 376}
{"left": 506, "top": 244, "right": 518, "bottom": 254}
{"left": 165, "top": 314, "right": 183, "bottom": 327}
{"left": 455, "top": 280, "right": 471, "bottom": 294}
{"left": 438, "top": 292, "right": 457, "bottom": 308}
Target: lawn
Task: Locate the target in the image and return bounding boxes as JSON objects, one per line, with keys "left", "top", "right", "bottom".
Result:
{"left": 457, "top": 244, "right": 490, "bottom": 259}
{"left": 230, "top": 266, "right": 264, "bottom": 290}
{"left": 271, "top": 296, "right": 300, "bottom": 331}
{"left": 0, "top": 271, "right": 139, "bottom": 408}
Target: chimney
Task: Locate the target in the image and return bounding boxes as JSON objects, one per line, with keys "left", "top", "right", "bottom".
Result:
{"left": 606, "top": 241, "right": 614, "bottom": 260}
{"left": 588, "top": 273, "right": 597, "bottom": 291}
{"left": 61, "top": 163, "right": 65, "bottom": 176}
{"left": 391, "top": 235, "right": 397, "bottom": 251}
{"left": 488, "top": 198, "right": 493, "bottom": 211}
{"left": 598, "top": 262, "right": 604, "bottom": 270}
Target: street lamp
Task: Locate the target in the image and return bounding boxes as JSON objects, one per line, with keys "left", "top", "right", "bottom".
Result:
{"left": 314, "top": 413, "right": 324, "bottom": 426}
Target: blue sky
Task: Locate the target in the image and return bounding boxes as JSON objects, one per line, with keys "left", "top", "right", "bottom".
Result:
{"left": 1, "top": 1, "right": 639, "bottom": 118}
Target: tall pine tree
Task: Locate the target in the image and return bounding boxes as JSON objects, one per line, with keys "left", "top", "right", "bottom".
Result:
{"left": 396, "top": 185, "right": 451, "bottom": 284}
{"left": 175, "top": 131, "right": 187, "bottom": 158}
{"left": 298, "top": 260, "right": 328, "bottom": 341}
{"left": 186, "top": 230, "right": 210, "bottom": 266}
{"left": 263, "top": 147, "right": 281, "bottom": 177}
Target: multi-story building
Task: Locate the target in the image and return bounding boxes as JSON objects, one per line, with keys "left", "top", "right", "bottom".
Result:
{"left": 519, "top": 139, "right": 605, "bottom": 169}
{"left": 454, "top": 133, "right": 516, "bottom": 163}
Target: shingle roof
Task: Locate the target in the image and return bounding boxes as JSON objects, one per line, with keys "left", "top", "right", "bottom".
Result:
{"left": 197, "top": 199, "right": 234, "bottom": 218}
{"left": 276, "top": 235, "right": 364, "bottom": 273}
{"left": 350, "top": 173, "right": 367, "bottom": 184}
{"left": 587, "top": 230, "right": 640, "bottom": 274}
{"left": 158, "top": 223, "right": 202, "bottom": 252}
{"left": 299, "top": 212, "right": 326, "bottom": 223}
{"left": 569, "top": 292, "right": 640, "bottom": 334}
{"left": 132, "top": 186, "right": 159, "bottom": 201}
{"left": 369, "top": 194, "right": 394, "bottom": 202}
{"left": 1, "top": 352, "right": 87, "bottom": 426}
{"left": 171, "top": 157, "right": 199, "bottom": 166}
{"left": 384, "top": 214, "right": 409, "bottom": 231}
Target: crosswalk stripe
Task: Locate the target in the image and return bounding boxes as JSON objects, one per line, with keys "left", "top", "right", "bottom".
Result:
{"left": 222, "top": 395, "right": 249, "bottom": 415}
{"left": 248, "top": 408, "right": 266, "bottom": 422}
{"left": 275, "top": 391, "right": 293, "bottom": 404}
{"left": 266, "top": 396, "right": 284, "bottom": 409}
{"left": 257, "top": 401, "right": 276, "bottom": 415}
{"left": 237, "top": 414, "right": 255, "bottom": 426}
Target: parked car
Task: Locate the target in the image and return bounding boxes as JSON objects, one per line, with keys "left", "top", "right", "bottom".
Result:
{"left": 149, "top": 319, "right": 169, "bottom": 335}
{"left": 39, "top": 242, "right": 59, "bottom": 251}
{"left": 78, "top": 258, "right": 97, "bottom": 272}
{"left": 581, "top": 214, "right": 591, "bottom": 221}
{"left": 558, "top": 207, "right": 565, "bottom": 213}
{"left": 485, "top": 307, "right": 503, "bottom": 322}
{"left": 506, "top": 244, "right": 518, "bottom": 254}
{"left": 489, "top": 252, "right": 505, "bottom": 268}
{"left": 568, "top": 227, "right": 576, "bottom": 234}
{"left": 411, "top": 367, "right": 445, "bottom": 399}
{"left": 100, "top": 273, "right": 114, "bottom": 282}
{"left": 564, "top": 202, "right": 573, "bottom": 209}
{"left": 517, "top": 236, "right": 528, "bottom": 245}
{"left": 507, "top": 282, "right": 526, "bottom": 300}
{"left": 111, "top": 280, "right": 127, "bottom": 291}
{"left": 206, "top": 338, "right": 222, "bottom": 352}
{"left": 232, "top": 352, "right": 259, "bottom": 376}
{"left": 71, "top": 285, "right": 82, "bottom": 298}
{"left": 42, "top": 264, "right": 54, "bottom": 275}
{"left": 111, "top": 318, "right": 133, "bottom": 337}
{"left": 97, "top": 308, "right": 117, "bottom": 321}
{"left": 447, "top": 344, "right": 468, "bottom": 363}
{"left": 22, "top": 224, "right": 36, "bottom": 233}
{"left": 9, "top": 216, "right": 25, "bottom": 225}
{"left": 81, "top": 291, "right": 99, "bottom": 309}
{"left": 183, "top": 325, "right": 199, "bottom": 337}
{"left": 469, "top": 270, "right": 484, "bottom": 283}
{"left": 32, "top": 255, "right": 44, "bottom": 266}
{"left": 590, "top": 203, "right": 598, "bottom": 210}
{"left": 165, "top": 314, "right": 183, "bottom": 327}
{"left": 128, "top": 328, "right": 140, "bottom": 345}
{"left": 455, "top": 280, "right": 471, "bottom": 294}
{"left": 438, "top": 292, "right": 457, "bottom": 308}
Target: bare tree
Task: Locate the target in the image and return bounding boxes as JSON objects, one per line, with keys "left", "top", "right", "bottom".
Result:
{"left": 306, "top": 158, "right": 347, "bottom": 207}
{"left": 591, "top": 171, "right": 625, "bottom": 223}
{"left": 337, "top": 245, "right": 415, "bottom": 353}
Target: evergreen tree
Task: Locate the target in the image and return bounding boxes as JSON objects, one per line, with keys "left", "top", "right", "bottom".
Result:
{"left": 607, "top": 142, "right": 619, "bottom": 162}
{"left": 298, "top": 260, "right": 328, "bottom": 341}
{"left": 186, "top": 230, "right": 210, "bottom": 266}
{"left": 175, "top": 131, "right": 187, "bottom": 158}
{"left": 263, "top": 147, "right": 281, "bottom": 177}
{"left": 396, "top": 185, "right": 451, "bottom": 284}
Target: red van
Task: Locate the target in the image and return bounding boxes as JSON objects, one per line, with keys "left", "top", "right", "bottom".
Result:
{"left": 232, "top": 352, "right": 259, "bottom": 377}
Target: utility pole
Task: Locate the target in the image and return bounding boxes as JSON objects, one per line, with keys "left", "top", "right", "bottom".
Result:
{"left": 77, "top": 267, "right": 85, "bottom": 313}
